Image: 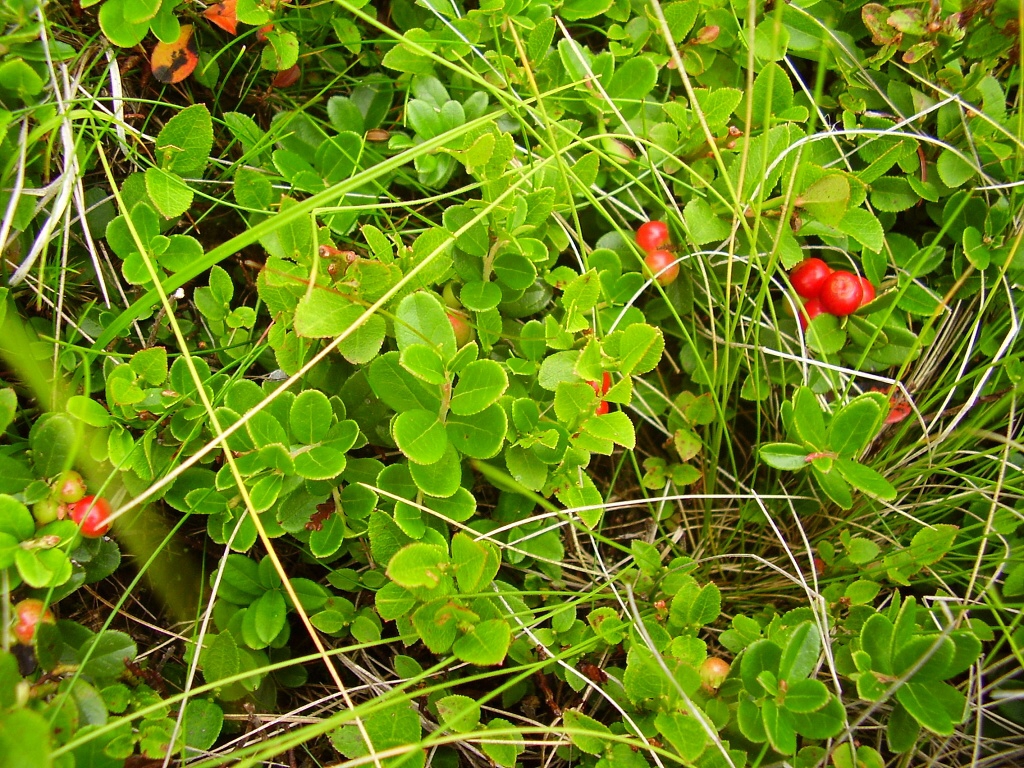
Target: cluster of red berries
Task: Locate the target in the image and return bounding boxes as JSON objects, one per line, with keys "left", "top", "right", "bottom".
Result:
{"left": 32, "top": 470, "right": 112, "bottom": 538}
{"left": 587, "top": 372, "right": 612, "bottom": 415}
{"left": 789, "top": 258, "right": 876, "bottom": 329}
{"left": 636, "top": 221, "right": 679, "bottom": 286}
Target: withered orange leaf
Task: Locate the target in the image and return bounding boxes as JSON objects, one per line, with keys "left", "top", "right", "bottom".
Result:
{"left": 204, "top": 0, "right": 238, "bottom": 36}
{"left": 151, "top": 24, "right": 199, "bottom": 85}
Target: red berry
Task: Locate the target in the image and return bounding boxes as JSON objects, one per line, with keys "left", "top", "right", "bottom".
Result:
{"left": 798, "top": 297, "right": 823, "bottom": 330}
{"left": 70, "top": 495, "right": 111, "bottom": 538}
{"left": 819, "top": 271, "right": 863, "bottom": 316}
{"left": 858, "top": 277, "right": 876, "bottom": 307}
{"left": 699, "top": 657, "right": 730, "bottom": 692}
{"left": 55, "top": 470, "right": 87, "bottom": 503}
{"left": 645, "top": 250, "right": 679, "bottom": 286}
{"left": 636, "top": 221, "right": 670, "bottom": 254}
{"left": 448, "top": 312, "right": 474, "bottom": 348}
{"left": 789, "top": 258, "right": 831, "bottom": 299}
{"left": 595, "top": 400, "right": 609, "bottom": 416}
{"left": 13, "top": 599, "right": 54, "bottom": 645}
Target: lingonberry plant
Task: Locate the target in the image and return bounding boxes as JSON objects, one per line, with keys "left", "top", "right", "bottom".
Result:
{"left": 0, "top": 0, "right": 1018, "bottom": 766}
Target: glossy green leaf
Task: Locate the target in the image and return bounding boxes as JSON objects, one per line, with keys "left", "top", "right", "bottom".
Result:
{"left": 562, "top": 708, "right": 613, "bottom": 755}
{"left": 452, "top": 619, "right": 511, "bottom": 665}
{"left": 451, "top": 532, "right": 499, "bottom": 594}
{"left": 387, "top": 543, "right": 449, "bottom": 590}
{"left": 828, "top": 395, "right": 885, "bottom": 457}
{"left": 759, "top": 442, "right": 808, "bottom": 470}
{"left": 290, "top": 390, "right": 333, "bottom": 444}
{"left": 400, "top": 345, "right": 447, "bottom": 385}
{"left": 409, "top": 442, "right": 462, "bottom": 497}
{"left": 450, "top": 360, "right": 508, "bottom": 416}
{"left": 395, "top": 291, "right": 457, "bottom": 360}
{"left": 783, "top": 678, "right": 829, "bottom": 713}
{"left": 446, "top": 403, "right": 506, "bottom": 459}
{"left": 145, "top": 167, "right": 192, "bottom": 218}
{"left": 393, "top": 409, "right": 447, "bottom": 464}
{"left": 155, "top": 104, "right": 213, "bottom": 176}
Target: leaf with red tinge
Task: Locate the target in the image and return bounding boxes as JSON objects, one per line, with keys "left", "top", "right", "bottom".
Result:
{"left": 271, "top": 63, "right": 300, "bottom": 88}
{"left": 151, "top": 24, "right": 198, "bottom": 84}
{"left": 204, "top": 0, "right": 238, "bottom": 35}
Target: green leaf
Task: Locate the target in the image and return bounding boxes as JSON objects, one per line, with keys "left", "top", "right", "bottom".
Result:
{"left": 289, "top": 390, "right": 332, "bottom": 444}
{"left": 787, "top": 693, "right": 845, "bottom": 739}
{"left": 98, "top": 0, "right": 149, "bottom": 47}
{"left": 684, "top": 197, "right": 730, "bottom": 245}
{"left": 583, "top": 410, "right": 636, "bottom": 450}
{"left": 460, "top": 281, "right": 502, "bottom": 311}
{"left": 144, "top": 167, "right": 193, "bottom": 218}
{"left": 386, "top": 543, "right": 449, "bottom": 590}
{"left": 792, "top": 387, "right": 826, "bottom": 447}
{"left": 450, "top": 360, "right": 508, "bottom": 416}
{"left": 908, "top": 524, "right": 957, "bottom": 567}
{"left": 562, "top": 708, "right": 613, "bottom": 755}
{"left": 482, "top": 719, "right": 523, "bottom": 768}
{"left": 655, "top": 711, "right": 706, "bottom": 762}
{"left": 155, "top": 104, "right": 213, "bottom": 176}
{"left": 783, "top": 678, "right": 829, "bottom": 713}
{"left": 261, "top": 29, "right": 299, "bottom": 71}
{"left": 411, "top": 599, "right": 460, "bottom": 654}
{"left": 436, "top": 695, "right": 481, "bottom": 733}
{"left": 252, "top": 590, "right": 287, "bottom": 646}
{"left": 761, "top": 699, "right": 796, "bottom": 754}
{"left": 799, "top": 174, "right": 850, "bottom": 226}
{"left": 452, "top": 619, "right": 511, "bottom": 665}
{"left": 446, "top": 403, "right": 506, "bottom": 459}
{"left": 607, "top": 57, "right": 657, "bottom": 117}
{"left": 561, "top": 0, "right": 614, "bottom": 21}
{"left": 740, "top": 639, "right": 782, "bottom": 696}
{"left": 0, "top": 708, "right": 53, "bottom": 768}
{"left": 66, "top": 395, "right": 111, "bottom": 427}
{"left": 16, "top": 548, "right": 71, "bottom": 588}
{"left": 936, "top": 150, "right": 974, "bottom": 188}
{"left": 812, "top": 465, "right": 853, "bottom": 509}
{"left": 895, "top": 680, "right": 954, "bottom": 735}
{"left": 836, "top": 458, "right": 897, "bottom": 500}
{"left": 330, "top": 701, "right": 423, "bottom": 768}
{"left": 183, "top": 699, "right": 223, "bottom": 752}
{"left": 400, "top": 345, "right": 447, "bottom": 385}
{"left": 393, "top": 409, "right": 448, "bottom": 464}
{"left": 759, "top": 443, "right": 808, "bottom": 470}
{"left": 409, "top": 442, "right": 463, "bottom": 498}
{"left": 30, "top": 413, "right": 78, "bottom": 479}
{"left": 451, "top": 532, "right": 499, "bottom": 594}
{"left": 616, "top": 324, "right": 665, "bottom": 375}
{"left": 870, "top": 177, "right": 918, "bottom": 212}
{"left": 493, "top": 252, "right": 536, "bottom": 291}
{"left": 0, "top": 388, "right": 16, "bottom": 435}
{"left": 396, "top": 291, "right": 457, "bottom": 361}
{"left": 887, "top": 701, "right": 920, "bottom": 753}
{"left": 893, "top": 635, "right": 954, "bottom": 682}
{"left": 294, "top": 289, "right": 359, "bottom": 338}
{"left": 828, "top": 395, "right": 884, "bottom": 457}
{"left": 78, "top": 631, "right": 137, "bottom": 683}
{"left": 201, "top": 632, "right": 240, "bottom": 683}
